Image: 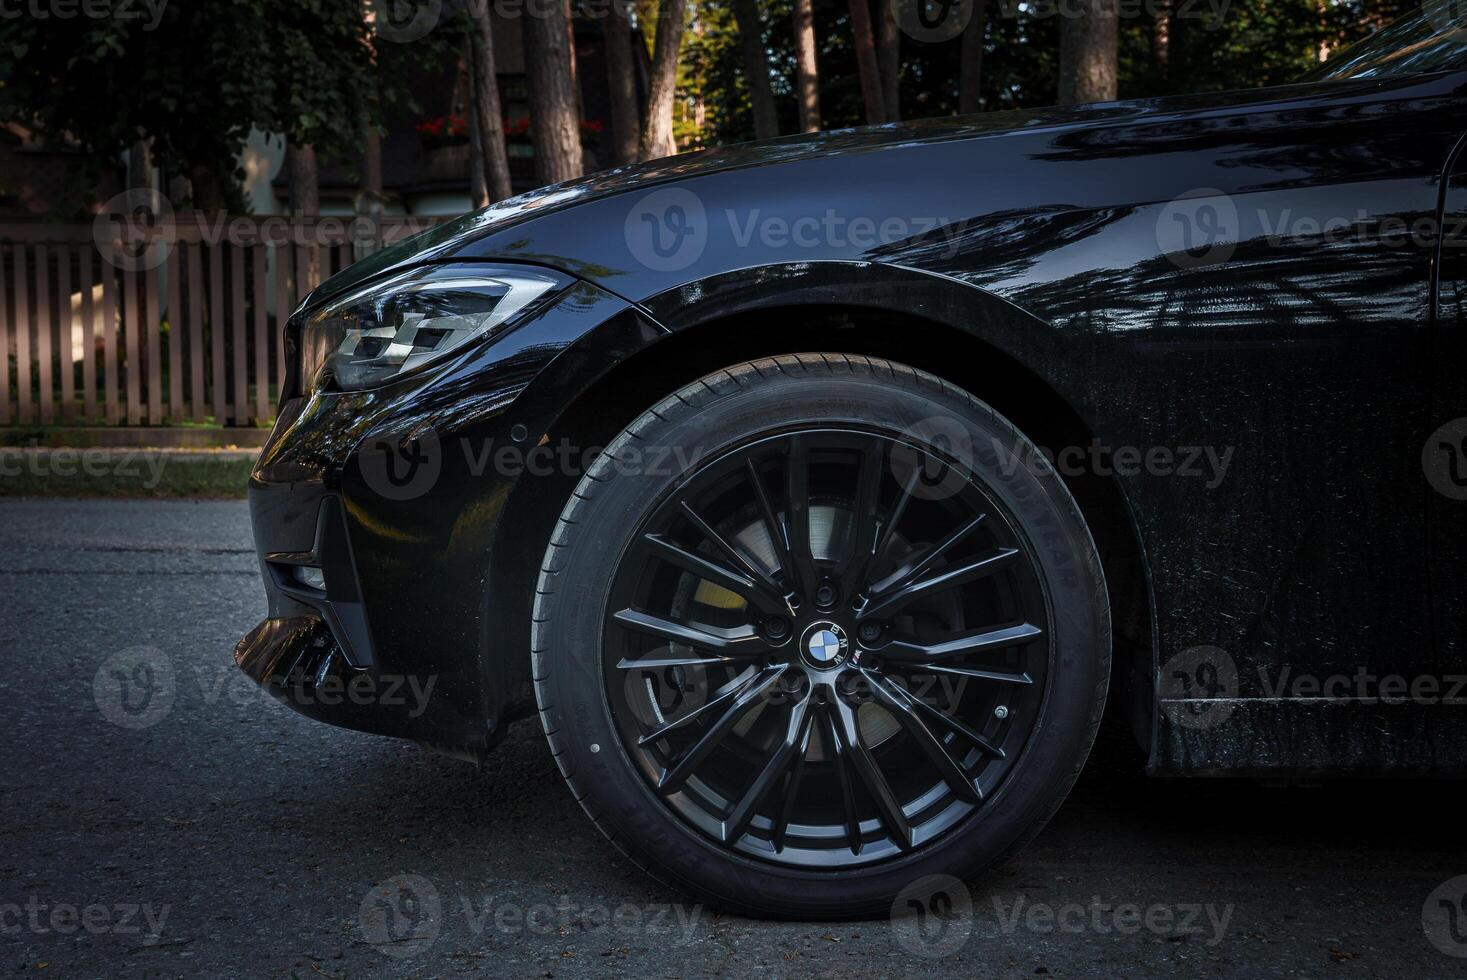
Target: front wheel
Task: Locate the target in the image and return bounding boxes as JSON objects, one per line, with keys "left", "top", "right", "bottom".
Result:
{"left": 532, "top": 354, "right": 1110, "bottom": 918}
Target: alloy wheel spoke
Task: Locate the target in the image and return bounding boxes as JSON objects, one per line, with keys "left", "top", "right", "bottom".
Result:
{"left": 886, "top": 678, "right": 1008, "bottom": 759}
{"left": 829, "top": 697, "right": 913, "bottom": 851}
{"left": 870, "top": 461, "right": 922, "bottom": 573}
{"left": 836, "top": 442, "right": 886, "bottom": 598}
{"left": 638, "top": 668, "right": 773, "bottom": 746}
{"left": 673, "top": 503, "right": 788, "bottom": 608}
{"left": 644, "top": 530, "right": 783, "bottom": 613}
{"left": 883, "top": 622, "right": 1044, "bottom": 663}
{"left": 720, "top": 695, "right": 814, "bottom": 844}
{"left": 859, "top": 548, "right": 1020, "bottom": 621}
{"left": 785, "top": 435, "right": 818, "bottom": 599}
{"left": 865, "top": 514, "right": 986, "bottom": 603}
{"left": 612, "top": 609, "right": 769, "bottom": 664}
{"left": 745, "top": 460, "right": 803, "bottom": 604}
{"left": 889, "top": 661, "right": 1035, "bottom": 685}
{"left": 745, "top": 457, "right": 797, "bottom": 600}
{"left": 820, "top": 702, "right": 865, "bottom": 854}
{"left": 862, "top": 671, "right": 982, "bottom": 803}
{"left": 657, "top": 665, "right": 788, "bottom": 794}
{"left": 770, "top": 716, "right": 815, "bottom": 853}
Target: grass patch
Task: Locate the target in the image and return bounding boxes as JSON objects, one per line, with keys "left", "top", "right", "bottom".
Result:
{"left": 0, "top": 448, "right": 255, "bottom": 498}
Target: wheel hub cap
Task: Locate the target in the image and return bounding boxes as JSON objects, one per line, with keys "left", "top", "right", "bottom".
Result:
{"left": 799, "top": 621, "right": 850, "bottom": 670}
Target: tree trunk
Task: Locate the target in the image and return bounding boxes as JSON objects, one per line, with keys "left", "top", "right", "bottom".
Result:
{"left": 287, "top": 143, "right": 321, "bottom": 287}
{"left": 848, "top": 0, "right": 885, "bottom": 124}
{"left": 1153, "top": 0, "right": 1171, "bottom": 81}
{"left": 360, "top": 114, "right": 383, "bottom": 210}
{"left": 959, "top": 0, "right": 988, "bottom": 115}
{"left": 792, "top": 0, "right": 821, "bottom": 132}
{"left": 1058, "top": 0, "right": 1118, "bottom": 105}
{"left": 523, "top": 0, "right": 583, "bottom": 184}
{"left": 287, "top": 143, "right": 319, "bottom": 215}
{"left": 468, "top": 4, "right": 513, "bottom": 201}
{"left": 604, "top": 0, "right": 642, "bottom": 164}
{"left": 731, "top": 0, "right": 779, "bottom": 139}
{"left": 466, "top": 45, "right": 490, "bottom": 209}
{"left": 356, "top": 108, "right": 386, "bottom": 256}
{"left": 877, "top": 0, "right": 900, "bottom": 122}
{"left": 565, "top": 0, "right": 579, "bottom": 91}
{"left": 127, "top": 138, "right": 152, "bottom": 191}
{"left": 639, "top": 0, "right": 688, "bottom": 161}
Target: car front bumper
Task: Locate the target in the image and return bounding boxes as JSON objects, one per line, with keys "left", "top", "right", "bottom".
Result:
{"left": 233, "top": 277, "right": 648, "bottom": 750}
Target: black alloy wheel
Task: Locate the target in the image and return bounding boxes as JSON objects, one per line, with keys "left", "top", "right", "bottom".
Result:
{"left": 533, "top": 354, "right": 1110, "bottom": 918}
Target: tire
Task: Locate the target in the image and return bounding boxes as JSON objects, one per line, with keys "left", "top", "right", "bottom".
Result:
{"left": 532, "top": 353, "right": 1110, "bottom": 919}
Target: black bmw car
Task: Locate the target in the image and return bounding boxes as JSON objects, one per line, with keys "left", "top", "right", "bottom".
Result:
{"left": 237, "top": 4, "right": 1467, "bottom": 918}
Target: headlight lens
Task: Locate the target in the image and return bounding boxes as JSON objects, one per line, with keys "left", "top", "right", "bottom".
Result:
{"left": 300, "top": 264, "right": 569, "bottom": 392}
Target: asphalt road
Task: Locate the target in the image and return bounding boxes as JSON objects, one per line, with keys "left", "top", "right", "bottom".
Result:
{"left": 4, "top": 498, "right": 1466, "bottom": 978}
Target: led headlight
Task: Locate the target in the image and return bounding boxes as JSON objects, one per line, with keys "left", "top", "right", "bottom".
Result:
{"left": 300, "top": 264, "right": 569, "bottom": 392}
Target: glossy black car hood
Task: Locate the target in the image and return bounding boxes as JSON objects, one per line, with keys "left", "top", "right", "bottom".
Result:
{"left": 306, "top": 74, "right": 1432, "bottom": 309}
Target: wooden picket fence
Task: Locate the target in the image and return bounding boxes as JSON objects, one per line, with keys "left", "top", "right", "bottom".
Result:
{"left": 0, "top": 214, "right": 442, "bottom": 427}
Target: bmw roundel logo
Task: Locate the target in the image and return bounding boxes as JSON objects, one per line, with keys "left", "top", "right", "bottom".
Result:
{"left": 800, "top": 622, "right": 850, "bottom": 669}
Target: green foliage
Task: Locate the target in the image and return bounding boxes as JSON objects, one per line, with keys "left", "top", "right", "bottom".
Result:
{"left": 0, "top": 0, "right": 448, "bottom": 212}
{"left": 684, "top": 0, "right": 1428, "bottom": 148}
{"left": 678, "top": 0, "right": 744, "bottom": 148}
{"left": 0, "top": 0, "right": 1437, "bottom": 203}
